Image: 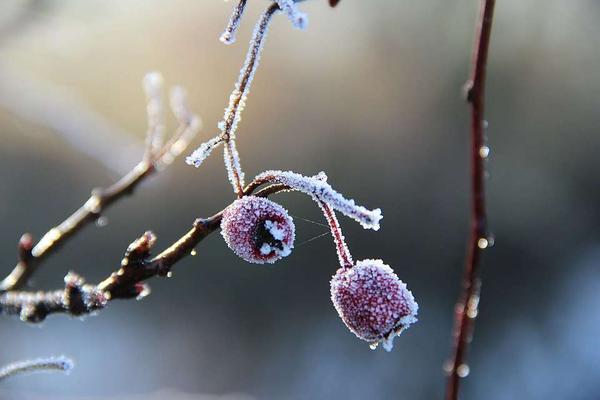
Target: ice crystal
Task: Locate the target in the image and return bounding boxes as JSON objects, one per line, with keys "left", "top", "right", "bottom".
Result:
{"left": 275, "top": 0, "right": 309, "bottom": 30}
{"left": 188, "top": 4, "right": 279, "bottom": 194}
{"left": 221, "top": 196, "right": 295, "bottom": 264}
{"left": 220, "top": 0, "right": 248, "bottom": 45}
{"left": 185, "top": 136, "right": 223, "bottom": 168}
{"left": 254, "top": 170, "right": 383, "bottom": 230}
{"left": 330, "top": 259, "right": 418, "bottom": 351}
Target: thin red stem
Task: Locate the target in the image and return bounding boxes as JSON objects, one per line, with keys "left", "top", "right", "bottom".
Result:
{"left": 318, "top": 201, "right": 353, "bottom": 269}
{"left": 446, "top": 1, "right": 495, "bottom": 399}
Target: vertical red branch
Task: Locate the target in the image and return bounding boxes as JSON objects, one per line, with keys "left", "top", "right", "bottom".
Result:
{"left": 446, "top": 1, "right": 495, "bottom": 399}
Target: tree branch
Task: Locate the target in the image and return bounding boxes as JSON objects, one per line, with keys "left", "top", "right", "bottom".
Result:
{"left": 445, "top": 1, "right": 495, "bottom": 399}
{"left": 0, "top": 78, "right": 200, "bottom": 293}
{"left": 0, "top": 184, "right": 286, "bottom": 323}
{"left": 0, "top": 161, "right": 156, "bottom": 293}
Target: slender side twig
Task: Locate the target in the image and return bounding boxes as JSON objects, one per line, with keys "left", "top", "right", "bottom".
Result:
{"left": 0, "top": 75, "right": 201, "bottom": 293}
{"left": 220, "top": 0, "right": 248, "bottom": 44}
{"left": 187, "top": 3, "right": 281, "bottom": 195}
{"left": 0, "top": 183, "right": 286, "bottom": 322}
{"left": 221, "top": 2, "right": 279, "bottom": 197}
{"left": 0, "top": 356, "right": 73, "bottom": 381}
{"left": 445, "top": 1, "right": 495, "bottom": 399}
{"left": 0, "top": 161, "right": 156, "bottom": 293}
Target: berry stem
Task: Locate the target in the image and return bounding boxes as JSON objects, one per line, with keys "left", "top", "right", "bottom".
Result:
{"left": 445, "top": 1, "right": 495, "bottom": 399}
{"left": 317, "top": 201, "right": 354, "bottom": 269}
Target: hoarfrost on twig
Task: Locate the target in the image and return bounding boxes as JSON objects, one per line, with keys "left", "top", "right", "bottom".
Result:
{"left": 275, "top": 0, "right": 309, "bottom": 29}
{"left": 220, "top": 4, "right": 276, "bottom": 143}
{"left": 185, "top": 136, "right": 223, "bottom": 168}
{"left": 143, "top": 72, "right": 166, "bottom": 159}
{"left": 253, "top": 170, "right": 383, "bottom": 230}
{"left": 189, "top": 3, "right": 279, "bottom": 195}
{"left": 220, "top": 0, "right": 249, "bottom": 44}
{"left": 0, "top": 356, "right": 73, "bottom": 381}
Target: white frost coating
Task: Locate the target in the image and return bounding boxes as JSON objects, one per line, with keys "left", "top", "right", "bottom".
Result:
{"left": 221, "top": 196, "right": 295, "bottom": 264}
{"left": 382, "top": 335, "right": 395, "bottom": 352}
{"left": 220, "top": 0, "right": 248, "bottom": 44}
{"left": 219, "top": 4, "right": 276, "bottom": 142}
{"left": 255, "top": 170, "right": 383, "bottom": 230}
{"left": 185, "top": 136, "right": 223, "bottom": 168}
{"left": 259, "top": 243, "right": 272, "bottom": 255}
{"left": 265, "top": 220, "right": 285, "bottom": 241}
{"left": 217, "top": 4, "right": 278, "bottom": 194}
{"left": 275, "top": 0, "right": 309, "bottom": 29}
{"left": 224, "top": 140, "right": 245, "bottom": 192}
{"left": 142, "top": 72, "right": 166, "bottom": 155}
{"left": 331, "top": 259, "right": 419, "bottom": 352}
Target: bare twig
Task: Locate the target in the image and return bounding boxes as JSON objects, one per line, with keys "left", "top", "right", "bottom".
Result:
{"left": 445, "top": 1, "right": 495, "bottom": 399}
{"left": 0, "top": 75, "right": 201, "bottom": 293}
{"left": 0, "top": 184, "right": 285, "bottom": 322}
{"left": 220, "top": 0, "right": 249, "bottom": 44}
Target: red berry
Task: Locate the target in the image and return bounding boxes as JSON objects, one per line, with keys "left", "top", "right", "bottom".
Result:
{"left": 221, "top": 196, "right": 295, "bottom": 264}
{"left": 330, "top": 259, "right": 418, "bottom": 351}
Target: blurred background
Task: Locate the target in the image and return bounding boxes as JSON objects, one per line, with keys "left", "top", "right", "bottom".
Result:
{"left": 0, "top": 0, "right": 599, "bottom": 399}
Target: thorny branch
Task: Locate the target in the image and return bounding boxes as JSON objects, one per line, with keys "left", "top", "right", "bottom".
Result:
{"left": 446, "top": 1, "right": 496, "bottom": 399}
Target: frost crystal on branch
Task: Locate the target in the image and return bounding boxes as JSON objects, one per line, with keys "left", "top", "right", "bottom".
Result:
{"left": 0, "top": 356, "right": 73, "bottom": 381}
{"left": 275, "top": 0, "right": 309, "bottom": 29}
{"left": 188, "top": 3, "right": 280, "bottom": 195}
{"left": 220, "top": 4, "right": 276, "bottom": 143}
{"left": 253, "top": 170, "right": 383, "bottom": 230}
{"left": 224, "top": 140, "right": 246, "bottom": 193}
{"left": 185, "top": 136, "right": 223, "bottom": 168}
{"left": 220, "top": 0, "right": 248, "bottom": 44}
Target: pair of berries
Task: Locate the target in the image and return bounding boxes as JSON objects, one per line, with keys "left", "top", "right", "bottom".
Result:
{"left": 220, "top": 190, "right": 418, "bottom": 351}
{"left": 191, "top": 0, "right": 416, "bottom": 351}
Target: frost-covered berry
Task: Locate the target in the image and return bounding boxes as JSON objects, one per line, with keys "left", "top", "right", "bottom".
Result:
{"left": 330, "top": 259, "right": 418, "bottom": 351}
{"left": 221, "top": 196, "right": 295, "bottom": 264}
